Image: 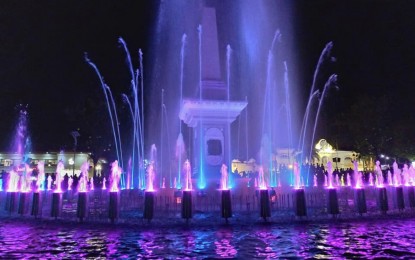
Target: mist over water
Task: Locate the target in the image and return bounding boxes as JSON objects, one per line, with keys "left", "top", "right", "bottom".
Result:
{"left": 148, "top": 1, "right": 299, "bottom": 176}
{"left": 11, "top": 106, "right": 31, "bottom": 164}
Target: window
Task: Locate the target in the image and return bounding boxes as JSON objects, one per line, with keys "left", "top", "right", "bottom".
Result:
{"left": 333, "top": 157, "right": 341, "bottom": 163}
{"left": 207, "top": 139, "right": 222, "bottom": 156}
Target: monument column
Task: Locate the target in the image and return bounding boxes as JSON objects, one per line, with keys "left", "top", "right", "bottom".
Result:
{"left": 179, "top": 6, "right": 247, "bottom": 188}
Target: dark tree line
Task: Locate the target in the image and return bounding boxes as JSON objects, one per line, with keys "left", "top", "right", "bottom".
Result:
{"left": 326, "top": 93, "right": 415, "bottom": 162}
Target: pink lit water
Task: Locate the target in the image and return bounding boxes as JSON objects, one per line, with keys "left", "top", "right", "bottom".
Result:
{"left": 0, "top": 217, "right": 414, "bottom": 258}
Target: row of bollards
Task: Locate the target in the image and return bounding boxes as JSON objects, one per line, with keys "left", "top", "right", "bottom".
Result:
{"left": 77, "top": 192, "right": 87, "bottom": 222}
{"left": 377, "top": 187, "right": 388, "bottom": 214}
{"left": 355, "top": 188, "right": 367, "bottom": 215}
{"left": 179, "top": 190, "right": 233, "bottom": 224}
{"left": 31, "top": 192, "right": 41, "bottom": 217}
{"left": 327, "top": 188, "right": 340, "bottom": 216}
{"left": 143, "top": 191, "right": 154, "bottom": 222}
{"left": 221, "top": 190, "right": 232, "bottom": 223}
{"left": 3, "top": 186, "right": 415, "bottom": 223}
{"left": 51, "top": 193, "right": 62, "bottom": 219}
{"left": 259, "top": 189, "right": 271, "bottom": 221}
{"left": 294, "top": 189, "right": 307, "bottom": 217}
{"left": 181, "top": 190, "right": 192, "bottom": 223}
{"left": 3, "top": 191, "right": 119, "bottom": 223}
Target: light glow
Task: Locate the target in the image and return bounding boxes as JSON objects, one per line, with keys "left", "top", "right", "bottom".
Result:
{"left": 110, "top": 160, "right": 122, "bottom": 192}
{"left": 54, "top": 161, "right": 65, "bottom": 193}
{"left": 220, "top": 164, "right": 229, "bottom": 190}
{"left": 146, "top": 162, "right": 155, "bottom": 192}
{"left": 258, "top": 166, "right": 267, "bottom": 190}
{"left": 183, "top": 160, "right": 192, "bottom": 191}
{"left": 78, "top": 161, "right": 89, "bottom": 193}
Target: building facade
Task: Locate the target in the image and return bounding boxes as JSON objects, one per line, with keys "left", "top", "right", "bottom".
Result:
{"left": 0, "top": 151, "right": 93, "bottom": 176}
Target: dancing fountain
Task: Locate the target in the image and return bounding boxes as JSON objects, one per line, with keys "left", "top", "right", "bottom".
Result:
{"left": 392, "top": 162, "right": 405, "bottom": 211}
{"left": 18, "top": 164, "right": 32, "bottom": 216}
{"left": 6, "top": 108, "right": 30, "bottom": 214}
{"left": 31, "top": 161, "right": 45, "bottom": 217}
{"left": 4, "top": 3, "right": 415, "bottom": 227}
{"left": 181, "top": 160, "right": 193, "bottom": 222}
{"left": 102, "top": 177, "right": 107, "bottom": 190}
{"left": 326, "top": 161, "right": 339, "bottom": 216}
{"left": 51, "top": 161, "right": 65, "bottom": 219}
{"left": 220, "top": 164, "right": 232, "bottom": 223}
{"left": 257, "top": 166, "right": 271, "bottom": 221}
{"left": 68, "top": 176, "right": 73, "bottom": 191}
{"left": 293, "top": 162, "right": 306, "bottom": 217}
{"left": 77, "top": 161, "right": 89, "bottom": 222}
{"left": 5, "top": 167, "right": 19, "bottom": 214}
{"left": 90, "top": 177, "right": 94, "bottom": 191}
{"left": 178, "top": 7, "right": 247, "bottom": 192}
{"left": 109, "top": 160, "right": 122, "bottom": 223}
{"left": 373, "top": 160, "right": 387, "bottom": 214}
{"left": 353, "top": 161, "right": 367, "bottom": 215}
{"left": 76, "top": 3, "right": 341, "bottom": 223}
{"left": 407, "top": 166, "right": 415, "bottom": 208}
{"left": 143, "top": 161, "right": 155, "bottom": 222}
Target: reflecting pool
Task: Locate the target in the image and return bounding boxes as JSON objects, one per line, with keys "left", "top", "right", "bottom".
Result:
{"left": 1, "top": 216, "right": 415, "bottom": 259}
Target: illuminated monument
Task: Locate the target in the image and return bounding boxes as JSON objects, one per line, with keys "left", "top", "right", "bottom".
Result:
{"left": 179, "top": 7, "right": 247, "bottom": 187}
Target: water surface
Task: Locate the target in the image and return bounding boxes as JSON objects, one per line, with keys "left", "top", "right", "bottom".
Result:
{"left": 0, "top": 217, "right": 414, "bottom": 259}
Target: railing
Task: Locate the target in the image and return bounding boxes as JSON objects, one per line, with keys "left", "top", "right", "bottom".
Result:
{"left": 0, "top": 184, "right": 414, "bottom": 223}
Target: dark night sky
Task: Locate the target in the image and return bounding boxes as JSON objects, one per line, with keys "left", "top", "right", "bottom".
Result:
{"left": 1, "top": 0, "right": 415, "bottom": 154}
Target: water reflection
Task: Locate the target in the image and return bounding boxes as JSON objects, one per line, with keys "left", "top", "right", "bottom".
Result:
{"left": 253, "top": 229, "right": 278, "bottom": 258}
{"left": 136, "top": 231, "right": 164, "bottom": 258}
{"left": 106, "top": 230, "right": 121, "bottom": 258}
{"left": 0, "top": 218, "right": 415, "bottom": 258}
{"left": 214, "top": 228, "right": 237, "bottom": 258}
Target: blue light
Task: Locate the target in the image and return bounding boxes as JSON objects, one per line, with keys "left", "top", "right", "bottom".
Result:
{"left": 197, "top": 154, "right": 206, "bottom": 189}
{"left": 228, "top": 170, "right": 234, "bottom": 189}
{"left": 197, "top": 123, "right": 206, "bottom": 189}
{"left": 198, "top": 165, "right": 206, "bottom": 189}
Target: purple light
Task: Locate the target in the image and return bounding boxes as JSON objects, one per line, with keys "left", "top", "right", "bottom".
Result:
{"left": 220, "top": 164, "right": 229, "bottom": 190}
{"left": 110, "top": 160, "right": 122, "bottom": 192}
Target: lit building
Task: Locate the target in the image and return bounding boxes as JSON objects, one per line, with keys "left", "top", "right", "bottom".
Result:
{"left": 313, "top": 139, "right": 372, "bottom": 171}
{"left": 0, "top": 151, "right": 93, "bottom": 176}
{"left": 231, "top": 149, "right": 299, "bottom": 175}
